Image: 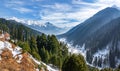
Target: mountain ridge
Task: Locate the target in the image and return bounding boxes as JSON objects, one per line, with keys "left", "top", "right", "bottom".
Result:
{"left": 58, "top": 7, "right": 120, "bottom": 68}
{"left": 59, "top": 7, "right": 120, "bottom": 45}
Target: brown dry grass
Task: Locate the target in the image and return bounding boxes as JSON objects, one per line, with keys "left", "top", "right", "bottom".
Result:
{"left": 0, "top": 49, "right": 38, "bottom": 71}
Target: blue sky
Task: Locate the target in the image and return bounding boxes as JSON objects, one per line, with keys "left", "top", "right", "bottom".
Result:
{"left": 0, "top": 0, "right": 120, "bottom": 28}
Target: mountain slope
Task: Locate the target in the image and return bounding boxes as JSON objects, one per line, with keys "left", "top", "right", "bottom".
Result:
{"left": 0, "top": 18, "right": 42, "bottom": 41}
{"left": 0, "top": 33, "right": 58, "bottom": 71}
{"left": 59, "top": 7, "right": 120, "bottom": 68}
{"left": 85, "top": 17, "right": 120, "bottom": 68}
{"left": 60, "top": 7, "right": 120, "bottom": 46}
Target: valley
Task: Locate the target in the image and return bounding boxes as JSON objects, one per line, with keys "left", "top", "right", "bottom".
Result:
{"left": 1, "top": 0, "right": 120, "bottom": 71}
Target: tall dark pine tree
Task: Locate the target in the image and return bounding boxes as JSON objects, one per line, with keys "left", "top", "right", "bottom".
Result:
{"left": 36, "top": 34, "right": 47, "bottom": 50}
{"left": 30, "top": 36, "right": 40, "bottom": 60}
{"left": 62, "top": 54, "right": 88, "bottom": 71}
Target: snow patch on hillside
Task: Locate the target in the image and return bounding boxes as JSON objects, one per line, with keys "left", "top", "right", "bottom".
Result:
{"left": 30, "top": 55, "right": 59, "bottom": 71}
{"left": 3, "top": 41, "right": 22, "bottom": 57}
{"left": 92, "top": 45, "right": 110, "bottom": 68}
{"left": 0, "top": 33, "right": 58, "bottom": 71}
{"left": 116, "top": 58, "right": 120, "bottom": 67}
{"left": 59, "top": 38, "right": 110, "bottom": 69}
{"left": 17, "top": 55, "right": 23, "bottom": 63}
{"left": 13, "top": 46, "right": 22, "bottom": 57}
{"left": 0, "top": 40, "right": 58, "bottom": 71}
{"left": 59, "top": 38, "right": 86, "bottom": 56}
{"left": 0, "top": 34, "right": 4, "bottom": 38}
{"left": 0, "top": 41, "right": 4, "bottom": 49}
{"left": 30, "top": 55, "right": 41, "bottom": 65}
{"left": 42, "top": 62, "right": 59, "bottom": 71}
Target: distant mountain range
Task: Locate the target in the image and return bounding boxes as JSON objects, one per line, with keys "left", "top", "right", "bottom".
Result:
{"left": 26, "top": 22, "right": 70, "bottom": 35}
{"left": 59, "top": 7, "right": 120, "bottom": 68}
{"left": 7, "top": 17, "right": 70, "bottom": 35}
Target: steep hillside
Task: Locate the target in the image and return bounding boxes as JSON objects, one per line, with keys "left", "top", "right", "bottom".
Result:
{"left": 59, "top": 7, "right": 120, "bottom": 68}
{"left": 0, "top": 32, "right": 57, "bottom": 71}
{"left": 85, "top": 17, "right": 120, "bottom": 68}
{"left": 60, "top": 7, "right": 120, "bottom": 46}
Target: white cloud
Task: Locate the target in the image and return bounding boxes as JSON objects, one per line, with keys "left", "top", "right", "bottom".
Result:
{"left": 51, "top": 3, "right": 72, "bottom": 11}
{"left": 32, "top": 0, "right": 43, "bottom": 2}
{"left": 5, "top": 0, "right": 120, "bottom": 28}
{"left": 72, "top": 0, "right": 120, "bottom": 8}
{"left": 38, "top": 0, "right": 120, "bottom": 28}
{"left": 12, "top": 7, "right": 33, "bottom": 13}
{"left": 97, "top": 0, "right": 120, "bottom": 7}
{"left": 8, "top": 17, "right": 46, "bottom": 26}
{"left": 5, "top": 0, "right": 25, "bottom": 7}
{"left": 38, "top": 3, "right": 101, "bottom": 28}
{"left": 4, "top": 0, "right": 33, "bottom": 13}
{"left": 42, "top": 3, "right": 72, "bottom": 12}
{"left": 9, "top": 17, "right": 26, "bottom": 23}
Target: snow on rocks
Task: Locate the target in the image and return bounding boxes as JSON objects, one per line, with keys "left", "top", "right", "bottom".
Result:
{"left": 36, "top": 69, "right": 39, "bottom": 71}
{"left": 4, "top": 41, "right": 12, "bottom": 51}
{"left": 16, "top": 55, "right": 23, "bottom": 63}
{"left": 0, "top": 41, "right": 4, "bottom": 50}
{"left": 12, "top": 46, "right": 22, "bottom": 57}
{"left": 0, "top": 41, "right": 22, "bottom": 57}
{"left": 0, "top": 34, "right": 4, "bottom": 39}
{"left": 0, "top": 40, "right": 22, "bottom": 63}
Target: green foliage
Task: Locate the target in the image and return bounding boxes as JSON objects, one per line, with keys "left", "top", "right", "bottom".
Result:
{"left": 114, "top": 69, "right": 120, "bottom": 71}
{"left": 114, "top": 65, "right": 120, "bottom": 71}
{"left": 40, "top": 47, "right": 50, "bottom": 63}
{"left": 0, "top": 24, "right": 9, "bottom": 33}
{"left": 30, "top": 36, "right": 38, "bottom": 52}
{"left": 0, "top": 18, "right": 41, "bottom": 41}
{"left": 36, "top": 34, "right": 68, "bottom": 68}
{"left": 29, "top": 36, "right": 41, "bottom": 60}
{"left": 88, "top": 65, "right": 99, "bottom": 71}
{"left": 31, "top": 51, "right": 41, "bottom": 60}
{"left": 17, "top": 41, "right": 31, "bottom": 53}
{"left": 62, "top": 54, "right": 88, "bottom": 71}
{"left": 47, "top": 35, "right": 59, "bottom": 54}
{"left": 100, "top": 68, "right": 113, "bottom": 71}
{"left": 36, "top": 33, "right": 47, "bottom": 49}
{"left": 38, "top": 64, "right": 47, "bottom": 70}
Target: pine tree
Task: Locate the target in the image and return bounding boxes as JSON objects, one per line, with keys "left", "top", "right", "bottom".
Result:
{"left": 40, "top": 47, "right": 50, "bottom": 63}
{"left": 62, "top": 54, "right": 88, "bottom": 71}
{"left": 100, "top": 68, "right": 113, "bottom": 71}
{"left": 17, "top": 41, "right": 31, "bottom": 53}
{"left": 29, "top": 36, "right": 40, "bottom": 60}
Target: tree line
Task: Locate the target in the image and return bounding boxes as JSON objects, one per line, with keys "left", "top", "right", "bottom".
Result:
{"left": 1, "top": 18, "right": 120, "bottom": 71}
{"left": 18, "top": 33, "right": 69, "bottom": 69}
